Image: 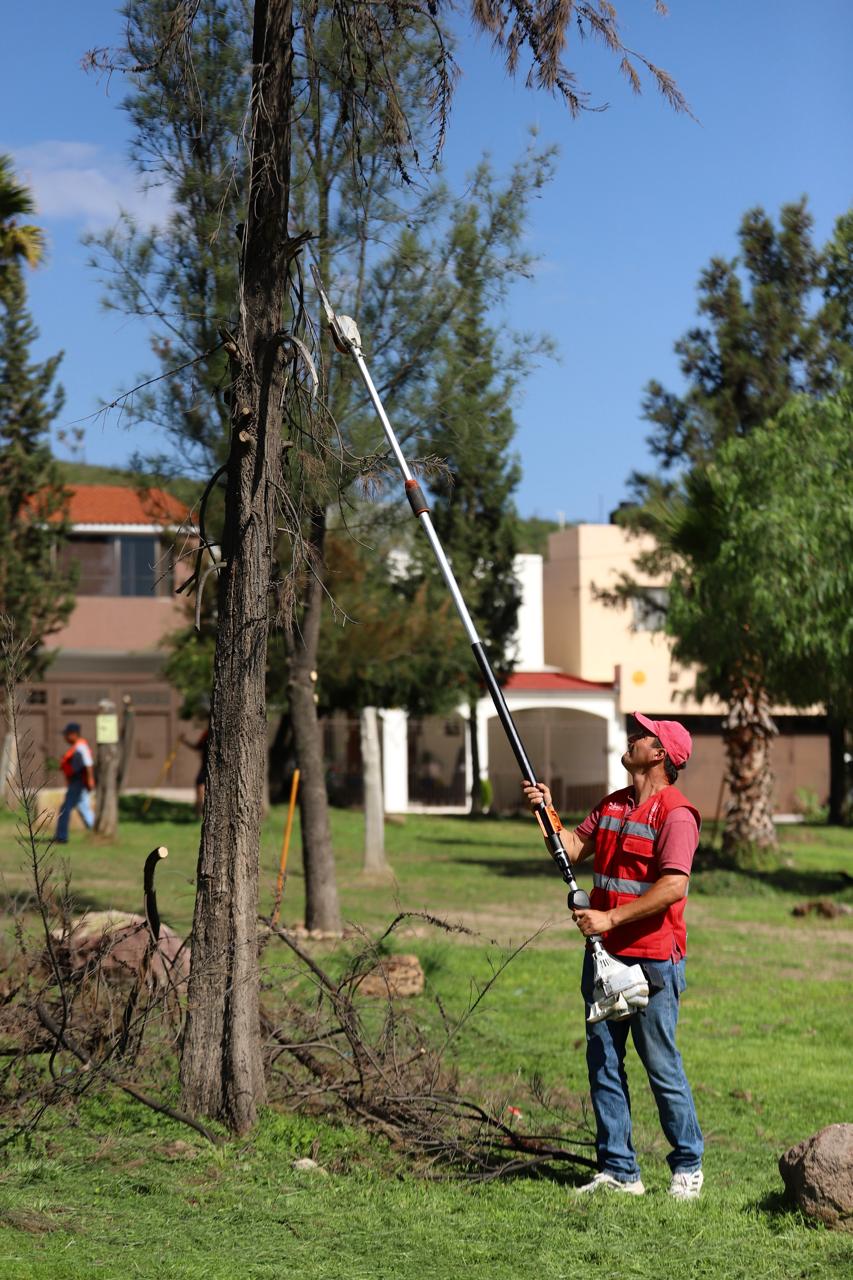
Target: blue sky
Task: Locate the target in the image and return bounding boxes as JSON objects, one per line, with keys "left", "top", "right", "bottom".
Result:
{"left": 2, "top": 2, "right": 851, "bottom": 521}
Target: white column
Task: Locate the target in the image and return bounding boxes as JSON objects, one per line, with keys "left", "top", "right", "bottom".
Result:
{"left": 606, "top": 708, "right": 627, "bottom": 793}
{"left": 458, "top": 703, "right": 473, "bottom": 806}
{"left": 379, "top": 708, "right": 408, "bottom": 813}
{"left": 476, "top": 697, "right": 490, "bottom": 786}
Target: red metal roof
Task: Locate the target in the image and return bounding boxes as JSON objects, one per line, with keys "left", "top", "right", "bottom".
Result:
{"left": 504, "top": 671, "right": 613, "bottom": 693}
{"left": 59, "top": 485, "right": 190, "bottom": 526}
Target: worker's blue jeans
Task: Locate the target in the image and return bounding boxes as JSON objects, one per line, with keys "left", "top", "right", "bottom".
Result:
{"left": 581, "top": 950, "right": 704, "bottom": 1182}
{"left": 55, "top": 780, "right": 94, "bottom": 842}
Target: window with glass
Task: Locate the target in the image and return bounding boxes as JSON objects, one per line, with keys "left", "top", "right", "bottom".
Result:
{"left": 60, "top": 535, "right": 171, "bottom": 597}
{"left": 631, "top": 587, "right": 669, "bottom": 632}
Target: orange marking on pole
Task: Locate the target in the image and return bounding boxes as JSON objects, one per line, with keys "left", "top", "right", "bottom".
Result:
{"left": 534, "top": 804, "right": 563, "bottom": 841}
{"left": 271, "top": 769, "right": 300, "bottom": 927}
{"left": 141, "top": 744, "right": 180, "bottom": 815}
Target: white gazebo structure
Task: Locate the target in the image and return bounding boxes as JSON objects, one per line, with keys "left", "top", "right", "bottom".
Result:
{"left": 380, "top": 554, "right": 624, "bottom": 815}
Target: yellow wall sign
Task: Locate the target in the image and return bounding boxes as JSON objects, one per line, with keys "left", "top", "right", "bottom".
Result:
{"left": 631, "top": 671, "right": 647, "bottom": 686}
{"left": 96, "top": 714, "right": 120, "bottom": 744}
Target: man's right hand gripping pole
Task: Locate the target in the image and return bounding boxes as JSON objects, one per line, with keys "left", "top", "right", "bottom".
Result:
{"left": 521, "top": 780, "right": 649, "bottom": 1023}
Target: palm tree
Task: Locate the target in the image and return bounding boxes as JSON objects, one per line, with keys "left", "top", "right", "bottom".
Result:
{"left": 0, "top": 155, "right": 44, "bottom": 290}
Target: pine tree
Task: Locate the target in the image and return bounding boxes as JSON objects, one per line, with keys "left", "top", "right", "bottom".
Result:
{"left": 622, "top": 201, "right": 853, "bottom": 850}
{"left": 91, "top": 0, "right": 687, "bottom": 1131}
{"left": 635, "top": 199, "right": 851, "bottom": 484}
{"left": 0, "top": 265, "right": 73, "bottom": 664}
{"left": 421, "top": 197, "right": 533, "bottom": 812}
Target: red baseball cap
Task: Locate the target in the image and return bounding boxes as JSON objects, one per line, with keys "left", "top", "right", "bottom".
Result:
{"left": 631, "top": 712, "right": 692, "bottom": 767}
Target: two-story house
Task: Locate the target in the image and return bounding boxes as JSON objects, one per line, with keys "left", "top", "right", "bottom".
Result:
{"left": 20, "top": 484, "right": 203, "bottom": 790}
{"left": 371, "top": 523, "right": 829, "bottom": 817}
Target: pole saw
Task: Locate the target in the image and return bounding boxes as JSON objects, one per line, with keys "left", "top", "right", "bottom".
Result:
{"left": 312, "top": 268, "right": 649, "bottom": 1024}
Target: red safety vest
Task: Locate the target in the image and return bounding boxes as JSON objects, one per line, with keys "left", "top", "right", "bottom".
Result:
{"left": 60, "top": 739, "right": 91, "bottom": 783}
{"left": 590, "top": 784, "right": 701, "bottom": 960}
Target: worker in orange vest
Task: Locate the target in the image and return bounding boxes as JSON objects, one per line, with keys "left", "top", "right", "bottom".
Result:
{"left": 523, "top": 713, "right": 703, "bottom": 1200}
{"left": 55, "top": 722, "right": 95, "bottom": 843}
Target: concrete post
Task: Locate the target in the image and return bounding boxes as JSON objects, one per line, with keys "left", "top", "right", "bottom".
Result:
{"left": 379, "top": 708, "right": 408, "bottom": 813}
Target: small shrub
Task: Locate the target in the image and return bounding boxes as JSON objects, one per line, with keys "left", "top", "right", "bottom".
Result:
{"left": 793, "top": 786, "right": 828, "bottom": 824}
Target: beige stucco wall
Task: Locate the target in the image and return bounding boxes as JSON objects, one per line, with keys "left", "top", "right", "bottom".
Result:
{"left": 42, "top": 595, "right": 190, "bottom": 654}
{"left": 543, "top": 524, "right": 724, "bottom": 716}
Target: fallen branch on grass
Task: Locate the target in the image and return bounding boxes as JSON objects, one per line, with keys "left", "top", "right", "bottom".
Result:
{"left": 35, "top": 1001, "right": 220, "bottom": 1145}
{"left": 260, "top": 913, "right": 596, "bottom": 1180}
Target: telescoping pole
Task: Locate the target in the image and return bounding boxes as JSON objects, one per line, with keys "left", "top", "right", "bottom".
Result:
{"left": 312, "top": 268, "right": 599, "bottom": 935}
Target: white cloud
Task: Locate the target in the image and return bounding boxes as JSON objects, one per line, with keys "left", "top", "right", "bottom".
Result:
{"left": 10, "top": 141, "right": 172, "bottom": 230}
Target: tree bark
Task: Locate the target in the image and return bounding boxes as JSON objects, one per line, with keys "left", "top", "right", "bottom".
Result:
{"left": 469, "top": 697, "right": 484, "bottom": 816}
{"left": 361, "top": 706, "right": 388, "bottom": 874}
{"left": 180, "top": 0, "right": 295, "bottom": 1132}
{"left": 116, "top": 696, "right": 134, "bottom": 793}
{"left": 286, "top": 507, "right": 341, "bottom": 933}
{"left": 826, "top": 710, "right": 849, "bottom": 826}
{"left": 0, "top": 692, "right": 18, "bottom": 808}
{"left": 267, "top": 710, "right": 294, "bottom": 804}
{"left": 94, "top": 699, "right": 119, "bottom": 838}
{"left": 721, "top": 680, "right": 778, "bottom": 856}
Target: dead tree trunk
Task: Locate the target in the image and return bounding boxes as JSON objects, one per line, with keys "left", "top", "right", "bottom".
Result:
{"left": 180, "top": 0, "right": 295, "bottom": 1132}
{"left": 722, "top": 680, "right": 778, "bottom": 857}
{"left": 285, "top": 507, "right": 342, "bottom": 933}
{"left": 361, "top": 705, "right": 388, "bottom": 874}
{"left": 827, "top": 710, "right": 849, "bottom": 826}
{"left": 94, "top": 698, "right": 119, "bottom": 838}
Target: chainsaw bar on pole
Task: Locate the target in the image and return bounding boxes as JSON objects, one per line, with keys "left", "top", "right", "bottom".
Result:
{"left": 311, "top": 268, "right": 653, "bottom": 1023}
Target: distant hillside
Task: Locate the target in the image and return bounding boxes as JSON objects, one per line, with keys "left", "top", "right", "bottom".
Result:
{"left": 517, "top": 515, "right": 565, "bottom": 557}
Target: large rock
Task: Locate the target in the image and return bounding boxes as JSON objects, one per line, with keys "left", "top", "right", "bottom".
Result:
{"left": 779, "top": 1123, "right": 853, "bottom": 1230}
{"left": 357, "top": 953, "right": 424, "bottom": 998}
{"left": 52, "top": 911, "right": 190, "bottom": 988}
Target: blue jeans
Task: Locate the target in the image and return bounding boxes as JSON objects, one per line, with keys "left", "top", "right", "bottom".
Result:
{"left": 581, "top": 950, "right": 703, "bottom": 1182}
{"left": 56, "top": 780, "right": 95, "bottom": 842}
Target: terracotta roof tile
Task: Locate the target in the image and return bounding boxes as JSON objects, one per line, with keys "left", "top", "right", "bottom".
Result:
{"left": 59, "top": 485, "right": 190, "bottom": 526}
{"left": 504, "top": 671, "right": 613, "bottom": 692}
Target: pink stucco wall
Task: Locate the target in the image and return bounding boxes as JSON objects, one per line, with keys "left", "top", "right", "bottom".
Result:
{"left": 43, "top": 595, "right": 191, "bottom": 653}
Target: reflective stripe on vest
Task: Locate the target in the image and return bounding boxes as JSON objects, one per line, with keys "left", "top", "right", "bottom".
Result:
{"left": 590, "top": 784, "right": 700, "bottom": 959}
{"left": 597, "top": 814, "right": 659, "bottom": 841}
{"left": 593, "top": 872, "right": 653, "bottom": 896}
{"left": 593, "top": 871, "right": 688, "bottom": 898}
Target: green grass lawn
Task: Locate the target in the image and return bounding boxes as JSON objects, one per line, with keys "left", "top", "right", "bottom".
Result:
{"left": 1, "top": 804, "right": 852, "bottom": 1278}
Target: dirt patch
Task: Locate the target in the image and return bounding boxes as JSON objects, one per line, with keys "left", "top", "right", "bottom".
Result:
{"left": 1, "top": 1207, "right": 70, "bottom": 1235}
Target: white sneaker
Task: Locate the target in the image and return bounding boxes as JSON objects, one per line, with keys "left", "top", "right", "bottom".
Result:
{"left": 576, "top": 1171, "right": 645, "bottom": 1196}
{"left": 669, "top": 1169, "right": 704, "bottom": 1200}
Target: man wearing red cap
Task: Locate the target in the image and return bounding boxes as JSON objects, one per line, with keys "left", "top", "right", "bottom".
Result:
{"left": 523, "top": 713, "right": 704, "bottom": 1200}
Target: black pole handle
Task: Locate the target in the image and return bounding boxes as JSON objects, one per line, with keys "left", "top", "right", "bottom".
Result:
{"left": 471, "top": 641, "right": 580, "bottom": 892}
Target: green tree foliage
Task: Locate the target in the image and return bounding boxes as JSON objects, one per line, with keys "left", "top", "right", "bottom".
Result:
{"left": 0, "top": 160, "right": 73, "bottom": 667}
{"left": 635, "top": 200, "right": 853, "bottom": 486}
{"left": 0, "top": 156, "right": 44, "bottom": 289}
{"left": 638, "top": 388, "right": 852, "bottom": 841}
{"left": 316, "top": 526, "right": 467, "bottom": 716}
{"left": 619, "top": 201, "right": 853, "bottom": 850}
{"left": 659, "top": 393, "right": 852, "bottom": 713}
{"left": 517, "top": 515, "right": 561, "bottom": 555}
{"left": 415, "top": 192, "right": 536, "bottom": 808}
{"left": 87, "top": 0, "right": 246, "bottom": 476}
